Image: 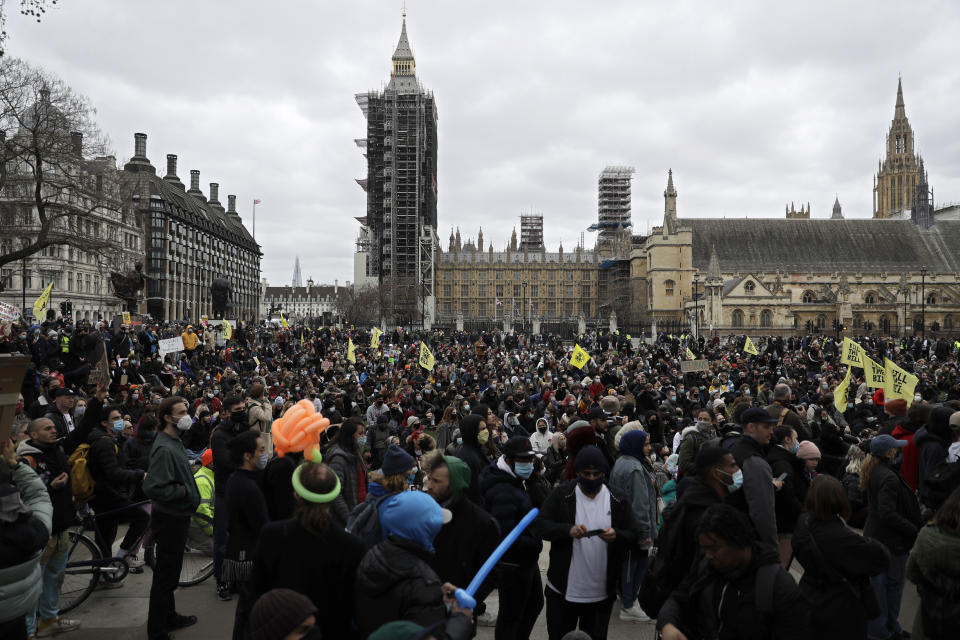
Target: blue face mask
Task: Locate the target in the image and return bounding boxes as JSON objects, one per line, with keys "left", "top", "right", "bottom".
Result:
{"left": 720, "top": 469, "right": 744, "bottom": 492}
{"left": 408, "top": 472, "right": 417, "bottom": 484}
{"left": 112, "top": 419, "right": 125, "bottom": 435}
{"left": 790, "top": 442, "right": 800, "bottom": 454}
{"left": 514, "top": 461, "right": 534, "bottom": 479}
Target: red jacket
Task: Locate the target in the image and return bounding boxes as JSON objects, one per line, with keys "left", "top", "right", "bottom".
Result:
{"left": 891, "top": 423, "right": 921, "bottom": 491}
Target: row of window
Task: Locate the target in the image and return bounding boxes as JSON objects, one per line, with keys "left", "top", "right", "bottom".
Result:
{"left": 441, "top": 283, "right": 591, "bottom": 298}
{"left": 440, "top": 302, "right": 592, "bottom": 318}
{"left": 442, "top": 270, "right": 590, "bottom": 282}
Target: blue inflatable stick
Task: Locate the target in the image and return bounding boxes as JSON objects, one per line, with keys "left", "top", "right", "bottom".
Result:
{"left": 454, "top": 508, "right": 539, "bottom": 609}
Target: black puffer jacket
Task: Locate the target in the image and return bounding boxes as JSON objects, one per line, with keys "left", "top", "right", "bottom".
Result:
{"left": 354, "top": 538, "right": 472, "bottom": 640}
{"left": 87, "top": 427, "right": 143, "bottom": 504}
{"left": 17, "top": 439, "right": 75, "bottom": 533}
{"left": 863, "top": 460, "right": 922, "bottom": 555}
{"left": 453, "top": 415, "right": 487, "bottom": 503}
{"left": 478, "top": 459, "right": 542, "bottom": 565}
{"left": 766, "top": 445, "right": 805, "bottom": 534}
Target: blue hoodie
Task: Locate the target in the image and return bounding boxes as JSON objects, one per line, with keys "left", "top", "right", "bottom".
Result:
{"left": 378, "top": 491, "right": 443, "bottom": 552}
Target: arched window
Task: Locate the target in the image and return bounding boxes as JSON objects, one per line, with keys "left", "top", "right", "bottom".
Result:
{"left": 927, "top": 292, "right": 937, "bottom": 305}
{"left": 760, "top": 309, "right": 772, "bottom": 327}
{"left": 664, "top": 279, "right": 675, "bottom": 296}
{"left": 864, "top": 292, "right": 876, "bottom": 304}
{"left": 816, "top": 315, "right": 826, "bottom": 329}
{"left": 744, "top": 280, "right": 756, "bottom": 295}
{"left": 732, "top": 309, "right": 744, "bottom": 328}
{"left": 802, "top": 290, "right": 815, "bottom": 303}
{"left": 945, "top": 314, "right": 954, "bottom": 330}
{"left": 853, "top": 315, "right": 863, "bottom": 329}
{"left": 879, "top": 315, "right": 890, "bottom": 333}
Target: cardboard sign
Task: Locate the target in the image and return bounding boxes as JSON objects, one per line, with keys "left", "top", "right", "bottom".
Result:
{"left": 159, "top": 336, "right": 185, "bottom": 359}
{"left": 0, "top": 355, "right": 31, "bottom": 441}
{"left": 121, "top": 312, "right": 132, "bottom": 325}
{"left": 0, "top": 301, "right": 20, "bottom": 322}
{"left": 321, "top": 360, "right": 333, "bottom": 371}
{"left": 680, "top": 359, "right": 710, "bottom": 373}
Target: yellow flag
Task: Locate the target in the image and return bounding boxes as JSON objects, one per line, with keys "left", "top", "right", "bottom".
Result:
{"left": 864, "top": 356, "right": 886, "bottom": 389}
{"left": 419, "top": 343, "right": 435, "bottom": 371}
{"left": 347, "top": 338, "right": 356, "bottom": 364}
{"left": 371, "top": 327, "right": 383, "bottom": 349}
{"left": 841, "top": 337, "right": 865, "bottom": 368}
{"left": 280, "top": 311, "right": 289, "bottom": 329}
{"left": 253, "top": 356, "right": 260, "bottom": 366}
{"left": 33, "top": 281, "right": 53, "bottom": 320}
{"left": 884, "top": 358, "right": 918, "bottom": 406}
{"left": 222, "top": 319, "right": 232, "bottom": 340}
{"left": 686, "top": 347, "right": 696, "bottom": 360}
{"left": 743, "top": 336, "right": 759, "bottom": 356}
{"left": 834, "top": 368, "right": 852, "bottom": 414}
{"left": 569, "top": 344, "right": 590, "bottom": 369}
{"left": 121, "top": 311, "right": 131, "bottom": 325}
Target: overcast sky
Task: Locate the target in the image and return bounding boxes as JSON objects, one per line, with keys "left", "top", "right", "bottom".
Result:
{"left": 7, "top": 1, "right": 960, "bottom": 286}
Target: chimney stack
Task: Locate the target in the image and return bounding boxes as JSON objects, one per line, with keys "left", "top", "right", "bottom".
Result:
{"left": 227, "top": 194, "right": 237, "bottom": 213}
{"left": 166, "top": 154, "right": 177, "bottom": 177}
{"left": 209, "top": 183, "right": 221, "bottom": 206}
{"left": 134, "top": 133, "right": 147, "bottom": 158}
{"left": 70, "top": 132, "right": 82, "bottom": 157}
{"left": 190, "top": 170, "right": 200, "bottom": 191}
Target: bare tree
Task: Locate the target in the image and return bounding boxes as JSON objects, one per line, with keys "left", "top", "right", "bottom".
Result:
{"left": 336, "top": 284, "right": 390, "bottom": 328}
{"left": 0, "top": 1, "right": 59, "bottom": 57}
{"left": 0, "top": 57, "right": 123, "bottom": 270}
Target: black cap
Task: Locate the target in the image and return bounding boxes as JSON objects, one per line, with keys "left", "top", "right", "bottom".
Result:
{"left": 54, "top": 388, "right": 76, "bottom": 399}
{"left": 587, "top": 406, "right": 606, "bottom": 421}
{"left": 739, "top": 407, "right": 778, "bottom": 425}
{"left": 503, "top": 435, "right": 535, "bottom": 459}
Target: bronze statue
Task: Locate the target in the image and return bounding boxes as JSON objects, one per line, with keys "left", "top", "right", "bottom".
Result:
{"left": 110, "top": 262, "right": 145, "bottom": 312}
{"left": 211, "top": 276, "right": 232, "bottom": 318}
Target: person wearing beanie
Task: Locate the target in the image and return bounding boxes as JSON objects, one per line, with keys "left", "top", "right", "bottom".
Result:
{"left": 562, "top": 420, "right": 598, "bottom": 482}
{"left": 478, "top": 435, "right": 544, "bottom": 640}
{"left": 915, "top": 406, "right": 955, "bottom": 509}
{"left": 355, "top": 491, "right": 473, "bottom": 639}
{"left": 346, "top": 443, "right": 416, "bottom": 550}
{"left": 532, "top": 445, "right": 638, "bottom": 640}
{"left": 248, "top": 588, "right": 318, "bottom": 640}
{"left": 609, "top": 430, "right": 657, "bottom": 622}
{"left": 796, "top": 441, "right": 821, "bottom": 492}
{"left": 453, "top": 414, "right": 487, "bottom": 504}
{"left": 251, "top": 462, "right": 365, "bottom": 640}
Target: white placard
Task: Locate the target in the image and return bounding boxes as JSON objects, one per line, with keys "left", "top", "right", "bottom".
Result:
{"left": 159, "top": 336, "right": 185, "bottom": 359}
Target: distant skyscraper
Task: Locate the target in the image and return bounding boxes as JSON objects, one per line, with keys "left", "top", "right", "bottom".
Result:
{"left": 355, "top": 10, "right": 438, "bottom": 323}
{"left": 596, "top": 166, "right": 634, "bottom": 244}
{"left": 874, "top": 78, "right": 925, "bottom": 218}
{"left": 292, "top": 256, "right": 303, "bottom": 287}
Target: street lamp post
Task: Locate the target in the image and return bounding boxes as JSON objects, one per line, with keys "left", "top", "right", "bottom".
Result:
{"left": 692, "top": 275, "right": 699, "bottom": 341}
{"left": 921, "top": 265, "right": 927, "bottom": 342}
{"left": 521, "top": 281, "right": 527, "bottom": 334}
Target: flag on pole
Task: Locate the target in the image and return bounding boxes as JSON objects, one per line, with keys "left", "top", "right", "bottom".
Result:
{"left": 495, "top": 298, "right": 503, "bottom": 307}
{"left": 280, "top": 311, "right": 289, "bottom": 329}
{"left": 864, "top": 356, "right": 886, "bottom": 389}
{"left": 253, "top": 199, "right": 262, "bottom": 205}
{"left": 686, "top": 346, "right": 696, "bottom": 360}
{"left": 419, "top": 343, "right": 435, "bottom": 371}
{"left": 347, "top": 339, "right": 356, "bottom": 364}
{"left": 833, "top": 368, "right": 852, "bottom": 414}
{"left": 371, "top": 327, "right": 383, "bottom": 349}
{"left": 884, "top": 358, "right": 919, "bottom": 406}
{"left": 33, "top": 281, "right": 53, "bottom": 320}
{"left": 222, "top": 319, "right": 233, "bottom": 340}
{"left": 840, "top": 337, "right": 865, "bottom": 368}
{"left": 569, "top": 344, "right": 590, "bottom": 369}
{"left": 743, "top": 336, "right": 759, "bottom": 356}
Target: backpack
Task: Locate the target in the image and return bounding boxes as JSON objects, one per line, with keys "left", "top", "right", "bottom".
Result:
{"left": 924, "top": 460, "right": 960, "bottom": 509}
{"left": 67, "top": 437, "right": 114, "bottom": 505}
{"left": 638, "top": 500, "right": 689, "bottom": 616}
{"left": 346, "top": 493, "right": 391, "bottom": 550}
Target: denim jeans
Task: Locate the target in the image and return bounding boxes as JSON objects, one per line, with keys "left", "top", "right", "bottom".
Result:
{"left": 867, "top": 553, "right": 907, "bottom": 640}
{"left": 620, "top": 547, "right": 649, "bottom": 610}
{"left": 26, "top": 530, "right": 71, "bottom": 635}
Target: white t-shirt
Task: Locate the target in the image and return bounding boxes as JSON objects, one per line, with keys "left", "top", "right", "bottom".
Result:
{"left": 564, "top": 484, "right": 612, "bottom": 603}
{"left": 63, "top": 412, "right": 74, "bottom": 433}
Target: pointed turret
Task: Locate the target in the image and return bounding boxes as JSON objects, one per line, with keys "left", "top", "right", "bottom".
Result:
{"left": 832, "top": 196, "right": 843, "bottom": 219}
{"left": 510, "top": 227, "right": 518, "bottom": 251}
{"left": 387, "top": 8, "right": 418, "bottom": 91}
{"left": 895, "top": 76, "right": 905, "bottom": 120}
{"left": 455, "top": 227, "right": 461, "bottom": 251}
{"left": 448, "top": 227, "right": 455, "bottom": 251}
{"left": 707, "top": 248, "right": 721, "bottom": 281}
{"left": 663, "top": 168, "right": 678, "bottom": 232}
{"left": 477, "top": 227, "right": 484, "bottom": 252}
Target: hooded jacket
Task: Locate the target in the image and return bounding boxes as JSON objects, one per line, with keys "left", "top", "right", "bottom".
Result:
{"left": 915, "top": 407, "right": 953, "bottom": 507}
{"left": 891, "top": 420, "right": 923, "bottom": 491}
{"left": 609, "top": 433, "right": 658, "bottom": 541}
{"left": 730, "top": 435, "right": 778, "bottom": 551}
{"left": 863, "top": 460, "right": 922, "bottom": 555}
{"left": 906, "top": 523, "right": 960, "bottom": 640}
{"left": 17, "top": 438, "right": 75, "bottom": 533}
{"left": 656, "top": 544, "right": 810, "bottom": 640}
{"left": 429, "top": 456, "right": 501, "bottom": 588}
{"left": 355, "top": 492, "right": 470, "bottom": 639}
{"left": 453, "top": 415, "right": 486, "bottom": 503}
{"left": 766, "top": 445, "right": 805, "bottom": 534}
{"left": 326, "top": 443, "right": 365, "bottom": 511}
{"left": 87, "top": 426, "right": 143, "bottom": 505}
{"left": 479, "top": 457, "right": 542, "bottom": 565}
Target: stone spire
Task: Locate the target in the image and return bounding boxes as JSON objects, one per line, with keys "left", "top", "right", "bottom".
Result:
{"left": 455, "top": 227, "right": 461, "bottom": 251}
{"left": 477, "top": 227, "right": 484, "bottom": 252}
{"left": 707, "top": 247, "right": 721, "bottom": 281}
{"left": 831, "top": 196, "right": 843, "bottom": 219}
{"left": 510, "top": 227, "right": 518, "bottom": 251}
{"left": 663, "top": 168, "right": 678, "bottom": 233}
{"left": 388, "top": 7, "right": 417, "bottom": 91}
{"left": 895, "top": 75, "right": 905, "bottom": 120}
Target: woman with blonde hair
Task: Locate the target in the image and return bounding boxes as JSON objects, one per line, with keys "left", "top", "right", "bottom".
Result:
{"left": 842, "top": 444, "right": 868, "bottom": 528}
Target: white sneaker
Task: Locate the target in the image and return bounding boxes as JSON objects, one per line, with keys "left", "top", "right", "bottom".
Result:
{"left": 125, "top": 553, "right": 145, "bottom": 569}
{"left": 476, "top": 611, "right": 497, "bottom": 627}
{"left": 36, "top": 617, "right": 81, "bottom": 637}
{"left": 618, "top": 604, "right": 651, "bottom": 622}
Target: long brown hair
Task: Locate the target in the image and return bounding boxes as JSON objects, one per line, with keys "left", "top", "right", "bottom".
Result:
{"left": 859, "top": 449, "right": 895, "bottom": 491}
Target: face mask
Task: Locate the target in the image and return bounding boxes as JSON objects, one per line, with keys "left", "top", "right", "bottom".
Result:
{"left": 255, "top": 452, "right": 269, "bottom": 470}
{"left": 847, "top": 402, "right": 853, "bottom": 409}
{"left": 718, "top": 469, "right": 744, "bottom": 492}
{"left": 357, "top": 435, "right": 367, "bottom": 448}
{"left": 205, "top": 376, "right": 211, "bottom": 381}
{"left": 456, "top": 437, "right": 463, "bottom": 446}
{"left": 538, "top": 426, "right": 547, "bottom": 433}
{"left": 790, "top": 442, "right": 800, "bottom": 454}
{"left": 74, "top": 405, "right": 86, "bottom": 420}
{"left": 666, "top": 462, "right": 678, "bottom": 476}
{"left": 142, "top": 431, "right": 156, "bottom": 442}
{"left": 176, "top": 415, "right": 193, "bottom": 431}
{"left": 744, "top": 390, "right": 751, "bottom": 396}
{"left": 915, "top": 395, "right": 922, "bottom": 402}
{"left": 416, "top": 396, "right": 422, "bottom": 402}
{"left": 477, "top": 429, "right": 490, "bottom": 445}
{"left": 514, "top": 461, "right": 534, "bottom": 479}
{"left": 231, "top": 410, "right": 246, "bottom": 424}
{"left": 207, "top": 392, "right": 214, "bottom": 399}
{"left": 112, "top": 419, "right": 125, "bottom": 435}
{"left": 865, "top": 399, "right": 873, "bottom": 405}
{"left": 577, "top": 475, "right": 604, "bottom": 494}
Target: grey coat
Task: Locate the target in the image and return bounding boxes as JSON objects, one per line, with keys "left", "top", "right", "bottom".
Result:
{"left": 0, "top": 462, "right": 53, "bottom": 622}
{"left": 609, "top": 454, "right": 658, "bottom": 541}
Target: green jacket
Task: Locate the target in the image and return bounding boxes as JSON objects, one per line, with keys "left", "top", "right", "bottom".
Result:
{"left": 192, "top": 466, "right": 215, "bottom": 535}
{"left": 144, "top": 431, "right": 201, "bottom": 516}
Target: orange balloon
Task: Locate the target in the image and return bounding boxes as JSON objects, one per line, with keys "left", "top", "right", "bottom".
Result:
{"left": 296, "top": 399, "right": 314, "bottom": 413}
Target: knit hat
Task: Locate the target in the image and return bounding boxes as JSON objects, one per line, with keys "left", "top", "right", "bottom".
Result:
{"left": 599, "top": 395, "right": 620, "bottom": 414}
{"left": 796, "top": 441, "right": 821, "bottom": 461}
{"left": 248, "top": 589, "right": 317, "bottom": 640}
{"left": 201, "top": 448, "right": 213, "bottom": 467}
{"left": 381, "top": 444, "right": 415, "bottom": 476}
{"left": 574, "top": 444, "right": 610, "bottom": 475}
{"left": 884, "top": 398, "right": 907, "bottom": 417}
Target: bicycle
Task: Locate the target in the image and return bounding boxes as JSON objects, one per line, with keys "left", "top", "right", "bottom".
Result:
{"left": 59, "top": 500, "right": 152, "bottom": 614}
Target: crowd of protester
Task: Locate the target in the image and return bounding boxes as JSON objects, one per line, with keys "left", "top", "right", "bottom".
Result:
{"left": 2, "top": 317, "right": 960, "bottom": 640}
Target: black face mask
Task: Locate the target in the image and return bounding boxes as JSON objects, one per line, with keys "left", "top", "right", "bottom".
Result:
{"left": 231, "top": 410, "right": 246, "bottom": 424}
{"left": 577, "top": 475, "right": 604, "bottom": 494}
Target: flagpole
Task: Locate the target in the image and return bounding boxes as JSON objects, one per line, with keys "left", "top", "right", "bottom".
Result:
{"left": 252, "top": 199, "right": 257, "bottom": 240}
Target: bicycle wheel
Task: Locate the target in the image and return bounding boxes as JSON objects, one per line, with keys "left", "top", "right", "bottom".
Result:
{"left": 59, "top": 531, "right": 101, "bottom": 614}
{"left": 144, "top": 540, "right": 213, "bottom": 587}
